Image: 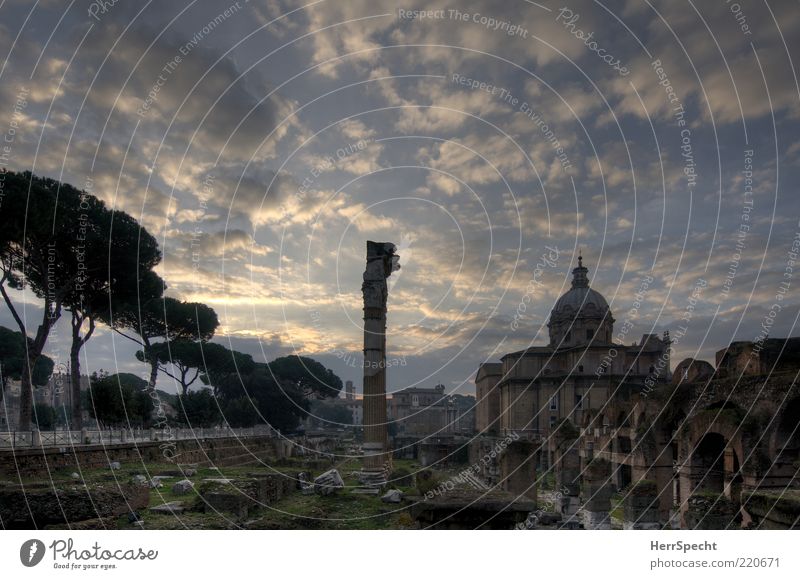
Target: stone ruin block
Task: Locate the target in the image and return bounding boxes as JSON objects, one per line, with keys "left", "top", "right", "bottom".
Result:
{"left": 742, "top": 490, "right": 800, "bottom": 529}
{"left": 247, "top": 472, "right": 296, "bottom": 504}
{"left": 623, "top": 480, "right": 661, "bottom": 530}
{"left": 683, "top": 493, "right": 742, "bottom": 530}
{"left": 581, "top": 458, "right": 613, "bottom": 530}
{"left": 197, "top": 474, "right": 296, "bottom": 520}
{"left": 558, "top": 495, "right": 582, "bottom": 528}
{"left": 314, "top": 469, "right": 345, "bottom": 495}
{"left": 0, "top": 482, "right": 148, "bottom": 529}
{"left": 172, "top": 479, "right": 194, "bottom": 495}
{"left": 582, "top": 510, "right": 611, "bottom": 530}
{"left": 555, "top": 446, "right": 582, "bottom": 497}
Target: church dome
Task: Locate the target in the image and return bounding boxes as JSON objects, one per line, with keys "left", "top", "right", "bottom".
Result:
{"left": 548, "top": 254, "right": 614, "bottom": 347}
{"left": 552, "top": 286, "right": 610, "bottom": 317}
{"left": 551, "top": 255, "right": 610, "bottom": 319}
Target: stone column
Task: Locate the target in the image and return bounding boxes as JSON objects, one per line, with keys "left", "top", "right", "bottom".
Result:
{"left": 582, "top": 458, "right": 612, "bottom": 529}
{"left": 500, "top": 440, "right": 538, "bottom": 505}
{"left": 553, "top": 424, "right": 581, "bottom": 528}
{"left": 556, "top": 447, "right": 582, "bottom": 528}
{"left": 653, "top": 429, "right": 675, "bottom": 525}
{"left": 361, "top": 241, "right": 399, "bottom": 482}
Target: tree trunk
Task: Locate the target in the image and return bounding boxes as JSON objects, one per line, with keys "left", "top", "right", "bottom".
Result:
{"left": 18, "top": 353, "right": 35, "bottom": 431}
{"left": 18, "top": 313, "right": 55, "bottom": 431}
{"left": 69, "top": 310, "right": 95, "bottom": 431}
{"left": 70, "top": 338, "right": 82, "bottom": 431}
{"left": 148, "top": 357, "right": 159, "bottom": 393}
{"left": 0, "top": 280, "right": 48, "bottom": 431}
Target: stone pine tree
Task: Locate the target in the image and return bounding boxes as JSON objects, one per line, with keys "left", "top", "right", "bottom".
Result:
{"left": 65, "top": 207, "right": 161, "bottom": 429}
{"left": 106, "top": 268, "right": 165, "bottom": 391}
{"left": 113, "top": 283, "right": 219, "bottom": 394}
{"left": 146, "top": 340, "right": 254, "bottom": 396}
{"left": 267, "top": 355, "right": 344, "bottom": 399}
{"left": 0, "top": 171, "right": 95, "bottom": 430}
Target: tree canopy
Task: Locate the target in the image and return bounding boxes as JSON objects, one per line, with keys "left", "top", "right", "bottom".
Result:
{"left": 140, "top": 340, "right": 253, "bottom": 396}
{"left": 86, "top": 372, "right": 153, "bottom": 427}
{"left": 0, "top": 326, "right": 54, "bottom": 391}
{"left": 267, "top": 355, "right": 343, "bottom": 400}
{"left": 0, "top": 171, "right": 344, "bottom": 432}
{"left": 0, "top": 171, "right": 95, "bottom": 428}
{"left": 176, "top": 389, "right": 221, "bottom": 427}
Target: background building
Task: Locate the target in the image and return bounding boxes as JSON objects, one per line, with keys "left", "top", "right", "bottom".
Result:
{"left": 475, "top": 255, "right": 671, "bottom": 467}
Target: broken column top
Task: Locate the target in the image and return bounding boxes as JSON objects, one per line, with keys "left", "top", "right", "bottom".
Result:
{"left": 365, "top": 240, "right": 400, "bottom": 281}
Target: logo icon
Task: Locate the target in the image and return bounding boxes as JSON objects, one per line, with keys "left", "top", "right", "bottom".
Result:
{"left": 20, "top": 539, "right": 45, "bottom": 567}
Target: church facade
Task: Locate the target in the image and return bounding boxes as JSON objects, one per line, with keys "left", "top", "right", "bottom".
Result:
{"left": 475, "top": 256, "right": 671, "bottom": 468}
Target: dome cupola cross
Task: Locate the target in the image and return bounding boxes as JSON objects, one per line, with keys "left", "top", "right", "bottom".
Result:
{"left": 571, "top": 251, "right": 590, "bottom": 288}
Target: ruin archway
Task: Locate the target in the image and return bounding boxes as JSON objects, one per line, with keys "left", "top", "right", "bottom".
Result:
{"left": 774, "top": 398, "right": 800, "bottom": 462}
{"left": 725, "top": 449, "right": 743, "bottom": 505}
{"left": 691, "top": 433, "right": 727, "bottom": 495}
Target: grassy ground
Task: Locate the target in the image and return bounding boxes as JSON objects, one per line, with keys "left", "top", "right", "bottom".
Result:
{"left": 51, "top": 456, "right": 422, "bottom": 530}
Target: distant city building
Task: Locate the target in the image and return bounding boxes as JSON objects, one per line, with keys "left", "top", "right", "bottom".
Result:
{"left": 345, "top": 380, "right": 354, "bottom": 401}
{"left": 715, "top": 338, "right": 800, "bottom": 378}
{"left": 390, "top": 384, "right": 475, "bottom": 437}
{"left": 302, "top": 390, "right": 363, "bottom": 431}
{"left": 2, "top": 373, "right": 91, "bottom": 430}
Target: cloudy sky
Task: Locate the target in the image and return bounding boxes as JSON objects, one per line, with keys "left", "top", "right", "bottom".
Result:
{"left": 1, "top": 0, "right": 798, "bottom": 397}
